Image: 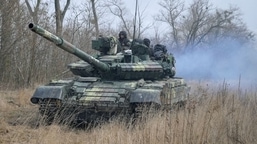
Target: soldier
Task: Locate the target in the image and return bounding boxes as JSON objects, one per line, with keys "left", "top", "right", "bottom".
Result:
{"left": 143, "top": 38, "right": 155, "bottom": 60}
{"left": 118, "top": 31, "right": 131, "bottom": 52}
{"left": 143, "top": 38, "right": 150, "bottom": 47}
{"left": 153, "top": 44, "right": 168, "bottom": 60}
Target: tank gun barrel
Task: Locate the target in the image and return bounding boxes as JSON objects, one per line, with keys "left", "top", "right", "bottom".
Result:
{"left": 28, "top": 23, "right": 109, "bottom": 72}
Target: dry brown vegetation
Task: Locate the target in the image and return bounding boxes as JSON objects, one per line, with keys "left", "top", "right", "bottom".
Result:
{"left": 0, "top": 80, "right": 256, "bottom": 144}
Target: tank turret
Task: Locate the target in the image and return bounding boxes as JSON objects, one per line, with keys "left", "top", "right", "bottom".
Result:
{"left": 28, "top": 23, "right": 176, "bottom": 80}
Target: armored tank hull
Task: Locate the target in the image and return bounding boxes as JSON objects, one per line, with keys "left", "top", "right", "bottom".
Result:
{"left": 31, "top": 77, "right": 189, "bottom": 124}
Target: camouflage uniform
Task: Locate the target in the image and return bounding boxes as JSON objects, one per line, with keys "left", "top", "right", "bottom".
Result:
{"left": 118, "top": 31, "right": 131, "bottom": 52}
{"left": 143, "top": 38, "right": 155, "bottom": 60}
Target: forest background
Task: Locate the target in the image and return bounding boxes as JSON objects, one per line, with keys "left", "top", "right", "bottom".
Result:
{"left": 0, "top": 0, "right": 256, "bottom": 89}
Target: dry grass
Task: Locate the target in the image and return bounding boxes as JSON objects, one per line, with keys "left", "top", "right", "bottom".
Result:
{"left": 0, "top": 80, "right": 256, "bottom": 144}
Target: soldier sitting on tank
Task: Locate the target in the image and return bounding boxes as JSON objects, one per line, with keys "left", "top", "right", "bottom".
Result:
{"left": 153, "top": 44, "right": 168, "bottom": 60}
{"left": 143, "top": 38, "right": 150, "bottom": 48}
{"left": 118, "top": 31, "right": 131, "bottom": 52}
{"left": 143, "top": 38, "right": 155, "bottom": 60}
{"left": 131, "top": 38, "right": 150, "bottom": 61}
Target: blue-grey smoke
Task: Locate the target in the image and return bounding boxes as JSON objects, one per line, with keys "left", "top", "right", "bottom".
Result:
{"left": 172, "top": 39, "right": 257, "bottom": 86}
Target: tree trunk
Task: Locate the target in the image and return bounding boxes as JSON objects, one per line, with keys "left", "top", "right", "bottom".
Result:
{"left": 53, "top": 0, "right": 70, "bottom": 77}
{"left": 25, "top": 0, "right": 41, "bottom": 87}
{"left": 0, "top": 0, "right": 14, "bottom": 83}
{"left": 91, "top": 0, "right": 99, "bottom": 37}
{"left": 55, "top": 0, "right": 70, "bottom": 36}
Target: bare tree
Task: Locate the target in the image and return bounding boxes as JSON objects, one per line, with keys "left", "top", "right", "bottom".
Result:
{"left": 157, "top": 0, "right": 253, "bottom": 51}
{"left": 90, "top": 0, "right": 99, "bottom": 37}
{"left": 183, "top": 0, "right": 253, "bottom": 49}
{"left": 107, "top": 0, "right": 152, "bottom": 39}
{"left": 107, "top": 0, "right": 132, "bottom": 38}
{"left": 135, "top": 2, "right": 153, "bottom": 39}
{"left": 25, "top": 0, "right": 41, "bottom": 86}
{"left": 182, "top": 0, "right": 213, "bottom": 48}
{"left": 55, "top": 0, "right": 71, "bottom": 36}
{"left": 155, "top": 0, "right": 184, "bottom": 49}
{"left": 25, "top": 0, "right": 41, "bottom": 22}
{"left": 151, "top": 26, "right": 163, "bottom": 44}
{"left": 0, "top": 0, "right": 20, "bottom": 85}
{"left": 49, "top": 0, "right": 71, "bottom": 79}
{"left": 68, "top": 1, "right": 96, "bottom": 52}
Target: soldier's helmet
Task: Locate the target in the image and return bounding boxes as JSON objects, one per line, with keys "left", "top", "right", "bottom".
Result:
{"left": 143, "top": 38, "right": 150, "bottom": 47}
{"left": 119, "top": 31, "right": 127, "bottom": 39}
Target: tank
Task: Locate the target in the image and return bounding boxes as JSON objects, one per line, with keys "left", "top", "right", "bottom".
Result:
{"left": 28, "top": 23, "right": 190, "bottom": 124}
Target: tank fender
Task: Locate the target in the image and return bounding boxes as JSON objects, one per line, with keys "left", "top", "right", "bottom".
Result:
{"left": 130, "top": 89, "right": 161, "bottom": 104}
{"left": 30, "top": 85, "right": 67, "bottom": 104}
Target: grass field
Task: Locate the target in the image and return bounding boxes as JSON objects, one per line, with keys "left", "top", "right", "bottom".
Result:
{"left": 0, "top": 80, "right": 256, "bottom": 144}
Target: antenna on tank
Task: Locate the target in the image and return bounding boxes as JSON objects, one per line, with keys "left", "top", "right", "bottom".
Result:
{"left": 130, "top": 0, "right": 138, "bottom": 49}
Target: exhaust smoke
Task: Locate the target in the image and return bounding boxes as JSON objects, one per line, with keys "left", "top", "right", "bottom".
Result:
{"left": 173, "top": 39, "right": 257, "bottom": 86}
